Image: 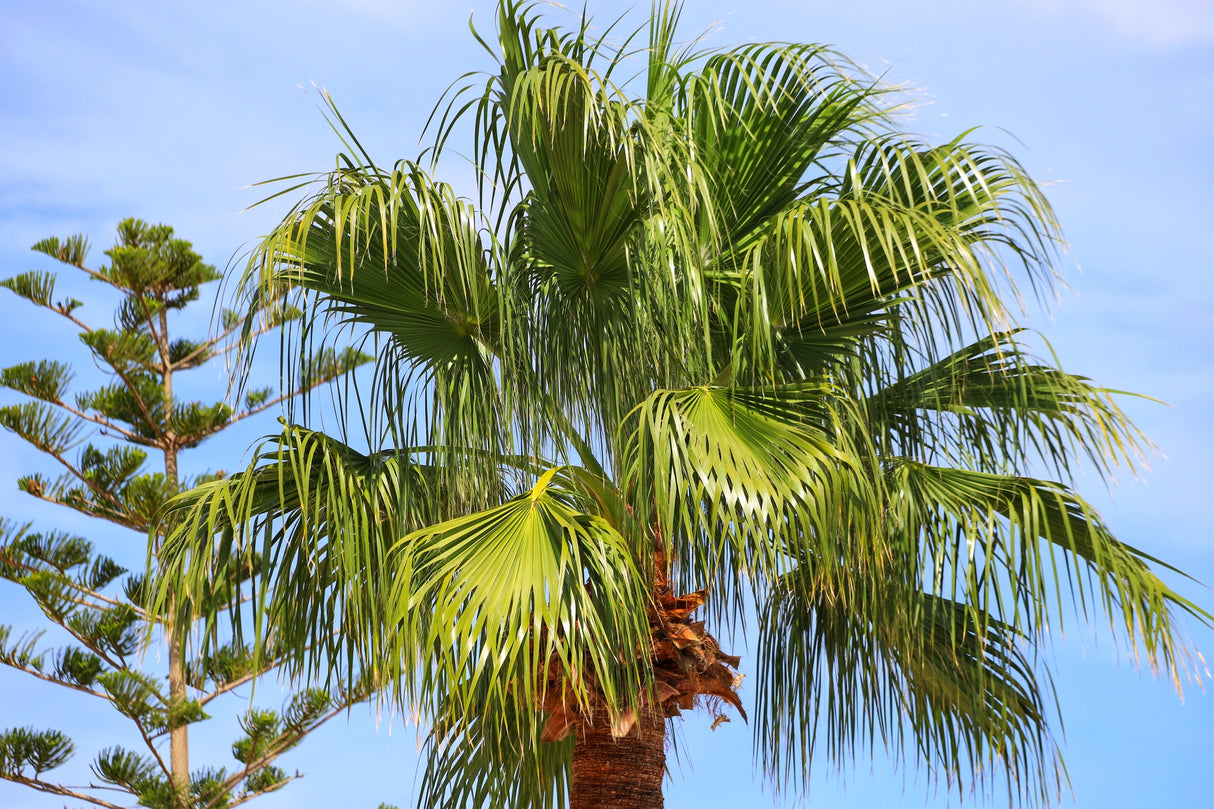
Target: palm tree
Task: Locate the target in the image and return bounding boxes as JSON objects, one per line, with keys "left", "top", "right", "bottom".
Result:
{"left": 151, "top": 3, "right": 1207, "bottom": 808}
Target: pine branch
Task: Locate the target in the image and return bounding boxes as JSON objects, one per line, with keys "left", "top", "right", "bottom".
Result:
{"left": 21, "top": 575, "right": 135, "bottom": 618}
{"left": 192, "top": 648, "right": 293, "bottom": 707}
{"left": 68, "top": 261, "right": 132, "bottom": 297}
{"left": 68, "top": 584, "right": 133, "bottom": 614}
{"left": 0, "top": 402, "right": 87, "bottom": 455}
{"left": 16, "top": 448, "right": 141, "bottom": 527}
{"left": 203, "top": 700, "right": 352, "bottom": 809}
{"left": 54, "top": 399, "right": 140, "bottom": 442}
{"left": 70, "top": 333, "right": 165, "bottom": 442}
{"left": 33, "top": 607, "right": 128, "bottom": 672}
{"left": 0, "top": 541, "right": 145, "bottom": 618}
{"left": 0, "top": 657, "right": 109, "bottom": 700}
{"left": 80, "top": 328, "right": 160, "bottom": 377}
{"left": 177, "top": 322, "right": 244, "bottom": 370}
{"left": 30, "top": 234, "right": 90, "bottom": 267}
{"left": 18, "top": 487, "right": 145, "bottom": 533}
{"left": 1, "top": 359, "right": 72, "bottom": 403}
{"left": 200, "top": 347, "right": 373, "bottom": 438}
{"left": 181, "top": 300, "right": 302, "bottom": 370}
{"left": 0, "top": 773, "right": 126, "bottom": 809}
{"left": 85, "top": 360, "right": 164, "bottom": 443}
{"left": 195, "top": 670, "right": 262, "bottom": 708}
{"left": 0, "top": 270, "right": 94, "bottom": 333}
{"left": 226, "top": 772, "right": 301, "bottom": 809}
{"left": 128, "top": 714, "right": 172, "bottom": 779}
{"left": 218, "top": 392, "right": 296, "bottom": 431}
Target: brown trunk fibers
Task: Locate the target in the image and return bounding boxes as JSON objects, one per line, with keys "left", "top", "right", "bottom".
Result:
{"left": 570, "top": 705, "right": 666, "bottom": 809}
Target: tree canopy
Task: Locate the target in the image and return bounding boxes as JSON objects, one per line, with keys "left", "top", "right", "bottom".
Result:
{"left": 150, "top": 3, "right": 1208, "bottom": 807}
{"left": 0, "top": 220, "right": 371, "bottom": 809}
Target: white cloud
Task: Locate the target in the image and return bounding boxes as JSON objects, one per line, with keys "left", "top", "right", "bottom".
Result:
{"left": 1019, "top": 0, "right": 1214, "bottom": 46}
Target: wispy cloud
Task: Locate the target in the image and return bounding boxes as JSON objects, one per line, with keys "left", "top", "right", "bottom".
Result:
{"left": 1020, "top": 0, "right": 1214, "bottom": 46}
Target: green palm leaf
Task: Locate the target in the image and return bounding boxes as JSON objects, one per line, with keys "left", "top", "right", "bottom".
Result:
{"left": 389, "top": 468, "right": 650, "bottom": 727}
{"left": 891, "top": 461, "right": 1205, "bottom": 678}
{"left": 621, "top": 383, "right": 876, "bottom": 616}
{"left": 873, "top": 330, "right": 1150, "bottom": 478}
{"left": 417, "top": 695, "right": 572, "bottom": 809}
{"left": 757, "top": 579, "right": 1062, "bottom": 805}
{"left": 245, "top": 151, "right": 508, "bottom": 506}
{"left": 152, "top": 425, "right": 439, "bottom": 683}
{"left": 680, "top": 43, "right": 888, "bottom": 250}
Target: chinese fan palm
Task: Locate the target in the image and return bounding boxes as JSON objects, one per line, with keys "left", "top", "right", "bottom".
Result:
{"left": 152, "top": 3, "right": 1206, "bottom": 808}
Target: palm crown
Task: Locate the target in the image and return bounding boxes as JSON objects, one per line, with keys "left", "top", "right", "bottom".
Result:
{"left": 152, "top": 3, "right": 1206, "bottom": 807}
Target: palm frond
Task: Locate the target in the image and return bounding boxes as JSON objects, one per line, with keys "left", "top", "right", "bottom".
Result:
{"left": 756, "top": 579, "right": 1063, "bottom": 807}
{"left": 417, "top": 696, "right": 571, "bottom": 809}
{"left": 891, "top": 461, "right": 1206, "bottom": 681}
{"left": 388, "top": 469, "right": 650, "bottom": 732}
{"left": 872, "top": 330, "right": 1151, "bottom": 479}
{"left": 679, "top": 42, "right": 890, "bottom": 250}
{"left": 151, "top": 425, "right": 440, "bottom": 684}
{"left": 243, "top": 156, "right": 507, "bottom": 507}
{"left": 715, "top": 136, "right": 1063, "bottom": 380}
{"left": 621, "top": 383, "right": 877, "bottom": 621}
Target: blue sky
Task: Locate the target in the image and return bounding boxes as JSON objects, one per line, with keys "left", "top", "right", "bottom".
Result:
{"left": 2, "top": 1, "right": 1212, "bottom": 807}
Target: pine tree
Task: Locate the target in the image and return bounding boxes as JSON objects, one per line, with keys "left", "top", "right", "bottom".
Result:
{"left": 0, "top": 219, "right": 373, "bottom": 809}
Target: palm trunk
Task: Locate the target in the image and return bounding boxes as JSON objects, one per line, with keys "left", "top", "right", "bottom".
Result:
{"left": 570, "top": 706, "right": 666, "bottom": 809}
